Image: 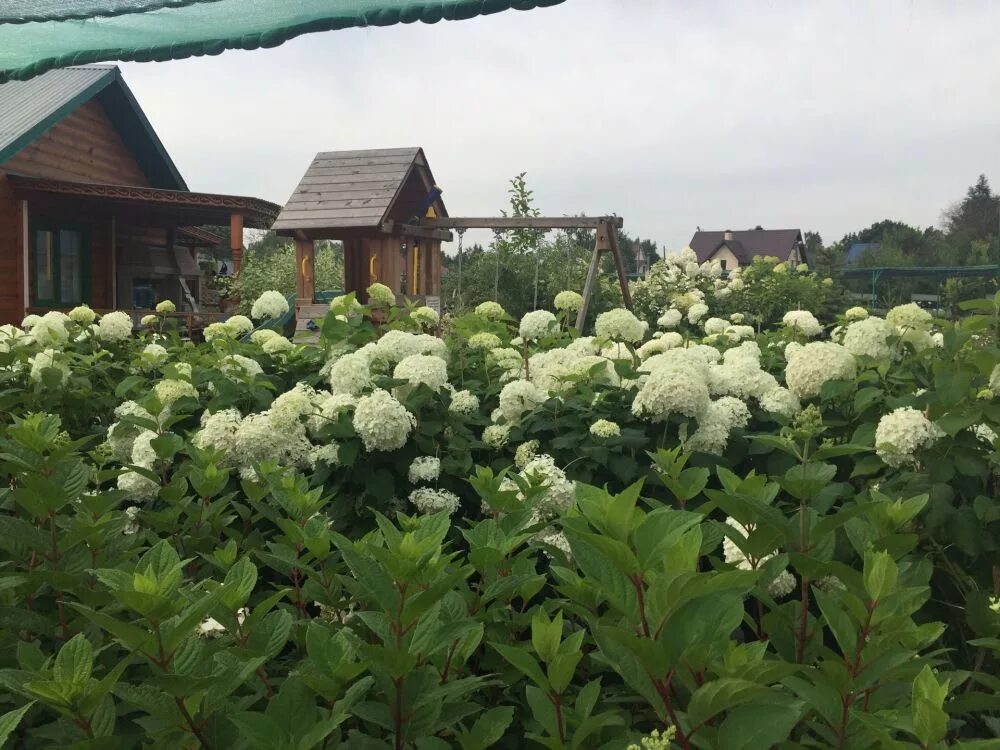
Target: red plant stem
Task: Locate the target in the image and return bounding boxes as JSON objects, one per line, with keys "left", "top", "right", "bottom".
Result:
{"left": 795, "top": 576, "right": 810, "bottom": 663}
{"left": 835, "top": 600, "right": 877, "bottom": 749}
{"left": 551, "top": 693, "right": 566, "bottom": 743}
{"left": 652, "top": 673, "right": 689, "bottom": 749}
{"left": 439, "top": 640, "right": 458, "bottom": 684}
{"left": 630, "top": 575, "right": 652, "bottom": 638}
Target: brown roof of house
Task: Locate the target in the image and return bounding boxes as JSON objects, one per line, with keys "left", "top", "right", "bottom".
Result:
{"left": 690, "top": 229, "right": 803, "bottom": 264}
{"left": 272, "top": 147, "right": 447, "bottom": 236}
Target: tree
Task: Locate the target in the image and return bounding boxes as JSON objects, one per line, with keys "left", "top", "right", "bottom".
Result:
{"left": 942, "top": 174, "right": 999, "bottom": 252}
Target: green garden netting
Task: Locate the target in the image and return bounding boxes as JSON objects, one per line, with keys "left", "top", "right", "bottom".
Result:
{"left": 0, "top": 0, "right": 566, "bottom": 82}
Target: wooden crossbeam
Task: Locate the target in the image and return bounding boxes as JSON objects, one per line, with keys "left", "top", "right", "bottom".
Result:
{"left": 414, "top": 216, "right": 623, "bottom": 230}
{"left": 381, "top": 220, "right": 453, "bottom": 242}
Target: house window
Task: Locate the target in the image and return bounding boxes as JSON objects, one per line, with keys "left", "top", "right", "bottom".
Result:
{"left": 719, "top": 258, "right": 728, "bottom": 271}
{"left": 31, "top": 224, "right": 88, "bottom": 307}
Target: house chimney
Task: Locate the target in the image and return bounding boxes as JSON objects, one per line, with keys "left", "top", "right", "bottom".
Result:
{"left": 724, "top": 229, "right": 733, "bottom": 241}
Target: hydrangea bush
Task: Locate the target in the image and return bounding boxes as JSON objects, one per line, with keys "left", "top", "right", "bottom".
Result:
{"left": 0, "top": 288, "right": 997, "bottom": 747}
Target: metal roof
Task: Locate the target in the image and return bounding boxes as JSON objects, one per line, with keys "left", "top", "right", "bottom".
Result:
{"left": 0, "top": 64, "right": 186, "bottom": 189}
{"left": 273, "top": 147, "right": 447, "bottom": 235}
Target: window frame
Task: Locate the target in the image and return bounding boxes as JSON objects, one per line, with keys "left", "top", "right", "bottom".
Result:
{"left": 29, "top": 219, "right": 91, "bottom": 308}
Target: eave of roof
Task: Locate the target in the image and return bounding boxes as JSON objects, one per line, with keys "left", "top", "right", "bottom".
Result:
{"left": 6, "top": 172, "right": 279, "bottom": 227}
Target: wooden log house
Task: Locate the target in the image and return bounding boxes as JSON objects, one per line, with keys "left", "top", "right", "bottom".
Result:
{"left": 0, "top": 65, "right": 280, "bottom": 325}
{"left": 272, "top": 148, "right": 450, "bottom": 325}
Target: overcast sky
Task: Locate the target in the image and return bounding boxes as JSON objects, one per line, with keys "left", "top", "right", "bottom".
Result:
{"left": 119, "top": 0, "right": 1000, "bottom": 254}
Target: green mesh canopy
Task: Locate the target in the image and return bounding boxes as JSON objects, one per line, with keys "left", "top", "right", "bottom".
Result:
{"left": 0, "top": 0, "right": 565, "bottom": 82}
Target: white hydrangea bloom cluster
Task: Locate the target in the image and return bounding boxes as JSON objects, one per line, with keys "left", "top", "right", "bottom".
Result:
{"left": 657, "top": 308, "right": 682, "bottom": 328}
{"left": 262, "top": 336, "right": 293, "bottom": 355}
{"left": 782, "top": 310, "right": 822, "bottom": 337}
{"left": 519, "top": 310, "right": 558, "bottom": 341}
{"left": 595, "top": 309, "right": 646, "bottom": 343}
{"left": 307, "top": 393, "right": 356, "bottom": 437}
{"left": 886, "top": 302, "right": 932, "bottom": 332}
{"left": 972, "top": 423, "right": 997, "bottom": 446}
{"left": 784, "top": 342, "right": 856, "bottom": 399}
{"left": 117, "top": 429, "right": 161, "bottom": 501}
{"left": 29, "top": 348, "right": 69, "bottom": 384}
{"left": 106, "top": 401, "right": 156, "bottom": 462}
{"left": 352, "top": 389, "right": 415, "bottom": 452}
{"left": 517, "top": 453, "right": 576, "bottom": 519}
{"left": 759, "top": 386, "right": 801, "bottom": 417}
{"left": 220, "top": 354, "right": 263, "bottom": 379}
{"left": 683, "top": 396, "right": 750, "bottom": 455}
{"left": 153, "top": 378, "right": 198, "bottom": 406}
{"left": 408, "top": 487, "right": 461, "bottom": 515}
{"left": 227, "top": 315, "right": 254, "bottom": 335}
{"left": 482, "top": 424, "right": 510, "bottom": 448}
{"left": 269, "top": 383, "right": 320, "bottom": 430}
{"left": 845, "top": 306, "right": 869, "bottom": 321}
{"left": 553, "top": 290, "right": 584, "bottom": 312}
{"left": 410, "top": 306, "right": 439, "bottom": 327}
{"left": 449, "top": 389, "right": 479, "bottom": 415}
{"left": 68, "top": 305, "right": 96, "bottom": 325}
{"left": 251, "top": 291, "right": 289, "bottom": 320}
{"left": 251, "top": 329, "right": 280, "bottom": 346}
{"left": 723, "top": 517, "right": 796, "bottom": 599}
{"left": 139, "top": 344, "right": 169, "bottom": 370}
{"left": 488, "top": 347, "right": 523, "bottom": 377}
{"left": 498, "top": 379, "right": 547, "bottom": 424}
{"left": 842, "top": 316, "right": 894, "bottom": 360}
{"left": 514, "top": 440, "right": 540, "bottom": 469}
{"left": 98, "top": 311, "right": 134, "bottom": 343}
{"left": 467, "top": 332, "right": 501, "bottom": 351}
{"left": 155, "top": 300, "right": 176, "bottom": 314}
{"left": 367, "top": 282, "right": 396, "bottom": 307}
{"left": 687, "top": 303, "right": 709, "bottom": 324}
{"left": 192, "top": 408, "right": 242, "bottom": 459}
{"left": 408, "top": 456, "right": 441, "bottom": 484}
{"left": 703, "top": 317, "right": 728, "bottom": 335}
{"left": 204, "top": 322, "right": 236, "bottom": 342}
{"left": 393, "top": 354, "right": 449, "bottom": 394}
{"left": 375, "top": 329, "right": 447, "bottom": 364}
{"left": 875, "top": 407, "right": 944, "bottom": 468}
{"left": 328, "top": 351, "right": 373, "bottom": 395}
{"left": 33, "top": 311, "right": 70, "bottom": 348}
{"left": 475, "top": 301, "right": 506, "bottom": 320}
{"left": 590, "top": 419, "right": 621, "bottom": 438}
{"left": 632, "top": 355, "right": 710, "bottom": 423}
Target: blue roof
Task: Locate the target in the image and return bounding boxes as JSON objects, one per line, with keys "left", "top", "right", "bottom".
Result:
{"left": 845, "top": 242, "right": 879, "bottom": 265}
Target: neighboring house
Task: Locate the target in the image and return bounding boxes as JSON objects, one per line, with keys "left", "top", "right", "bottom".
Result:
{"left": 688, "top": 228, "right": 806, "bottom": 271}
{"left": 0, "top": 65, "right": 279, "bottom": 324}
{"left": 844, "top": 242, "right": 880, "bottom": 266}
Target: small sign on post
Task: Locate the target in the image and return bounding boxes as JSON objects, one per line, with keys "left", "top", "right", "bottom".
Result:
{"left": 424, "top": 295, "right": 441, "bottom": 315}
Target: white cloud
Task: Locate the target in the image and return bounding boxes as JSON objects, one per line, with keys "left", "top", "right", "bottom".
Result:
{"left": 121, "top": 0, "right": 1000, "bottom": 252}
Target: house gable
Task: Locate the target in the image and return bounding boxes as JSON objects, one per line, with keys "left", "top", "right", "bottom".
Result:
{"left": 2, "top": 99, "right": 151, "bottom": 186}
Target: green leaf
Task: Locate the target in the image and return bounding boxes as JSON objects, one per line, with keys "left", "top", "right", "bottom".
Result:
{"left": 717, "top": 700, "right": 803, "bottom": 750}
{"left": 686, "top": 677, "right": 768, "bottom": 728}
{"left": 0, "top": 702, "right": 34, "bottom": 745}
{"left": 54, "top": 633, "right": 93, "bottom": 686}
{"left": 467, "top": 706, "right": 514, "bottom": 748}
{"left": 863, "top": 549, "right": 898, "bottom": 602}
{"left": 531, "top": 610, "right": 562, "bottom": 663}
{"left": 221, "top": 556, "right": 257, "bottom": 610}
{"left": 491, "top": 643, "right": 550, "bottom": 691}
{"left": 912, "top": 665, "right": 949, "bottom": 747}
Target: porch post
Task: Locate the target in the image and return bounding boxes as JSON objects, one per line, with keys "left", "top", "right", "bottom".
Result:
{"left": 229, "top": 213, "right": 244, "bottom": 275}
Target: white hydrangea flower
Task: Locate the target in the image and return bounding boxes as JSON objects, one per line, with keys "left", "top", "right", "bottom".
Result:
{"left": 21, "top": 314, "right": 40, "bottom": 330}
{"left": 204, "top": 322, "right": 235, "bottom": 341}
{"left": 972, "top": 423, "right": 997, "bottom": 446}
{"left": 784, "top": 342, "right": 856, "bottom": 399}
{"left": 262, "top": 336, "right": 293, "bottom": 355}
{"left": 475, "top": 301, "right": 506, "bottom": 320}
{"left": 98, "top": 311, "right": 134, "bottom": 342}
{"left": 886, "top": 302, "right": 932, "bottom": 332}
{"left": 514, "top": 440, "right": 539, "bottom": 469}
{"left": 845, "top": 306, "right": 868, "bottom": 321}
{"left": 553, "top": 290, "right": 584, "bottom": 312}
{"left": 123, "top": 505, "right": 141, "bottom": 535}
{"left": 117, "top": 469, "right": 160, "bottom": 502}
{"left": 307, "top": 393, "right": 357, "bottom": 437}
{"left": 367, "top": 282, "right": 396, "bottom": 307}
{"left": 411, "top": 306, "right": 439, "bottom": 327}
{"left": 393, "top": 354, "right": 449, "bottom": 393}
{"left": 140, "top": 314, "right": 158, "bottom": 327}
{"left": 408, "top": 456, "right": 441, "bottom": 484}
{"left": 449, "top": 389, "right": 480, "bottom": 415}
{"left": 657, "top": 308, "right": 682, "bottom": 328}
{"left": 590, "top": 419, "right": 621, "bottom": 438}
{"left": 251, "top": 291, "right": 289, "bottom": 320}
{"left": 730, "top": 312, "right": 745, "bottom": 324}
{"left": 781, "top": 310, "right": 822, "bottom": 337}
{"left": 227, "top": 315, "right": 254, "bottom": 335}
{"left": 683, "top": 396, "right": 750, "bottom": 455}
{"left": 192, "top": 408, "right": 242, "bottom": 458}
{"left": 375, "top": 329, "right": 447, "bottom": 364}
{"left": 328, "top": 351, "right": 372, "bottom": 395}
{"left": 520, "top": 454, "right": 576, "bottom": 518}
{"left": 250, "top": 328, "right": 280, "bottom": 345}
{"left": 842, "top": 316, "right": 894, "bottom": 360}
{"left": 68, "top": 305, "right": 96, "bottom": 325}
{"left": 875, "top": 407, "right": 944, "bottom": 467}
{"left": 220, "top": 354, "right": 263, "bottom": 379}
{"left": 723, "top": 517, "right": 796, "bottom": 598}
{"left": 632, "top": 359, "right": 710, "bottom": 423}
{"left": 29, "top": 348, "right": 69, "bottom": 384}
{"left": 519, "top": 310, "right": 558, "bottom": 341}
{"left": 409, "top": 487, "right": 461, "bottom": 515}
{"left": 482, "top": 424, "right": 510, "bottom": 448}
{"left": 687, "top": 303, "right": 709, "bottom": 324}
{"left": 352, "top": 389, "right": 415, "bottom": 452}
{"left": 269, "top": 383, "right": 319, "bottom": 430}
{"left": 156, "top": 300, "right": 176, "bottom": 314}
{"left": 467, "top": 332, "right": 502, "bottom": 351}
{"left": 595, "top": 308, "right": 645, "bottom": 343}
{"left": 153, "top": 379, "right": 197, "bottom": 406}
{"left": 140, "top": 344, "right": 169, "bottom": 370}
{"left": 703, "top": 317, "right": 729, "bottom": 335}
{"left": 106, "top": 401, "right": 156, "bottom": 462}
{"left": 33, "top": 311, "right": 70, "bottom": 348}
{"left": 309, "top": 443, "right": 341, "bottom": 467}
{"left": 499, "top": 379, "right": 547, "bottom": 424}
{"left": 759, "top": 387, "right": 801, "bottom": 417}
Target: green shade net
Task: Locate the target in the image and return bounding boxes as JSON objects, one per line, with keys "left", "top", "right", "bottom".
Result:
{"left": 0, "top": 0, "right": 565, "bottom": 82}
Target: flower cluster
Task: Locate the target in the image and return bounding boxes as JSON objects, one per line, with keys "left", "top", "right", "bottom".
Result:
{"left": 875, "top": 407, "right": 944, "bottom": 467}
